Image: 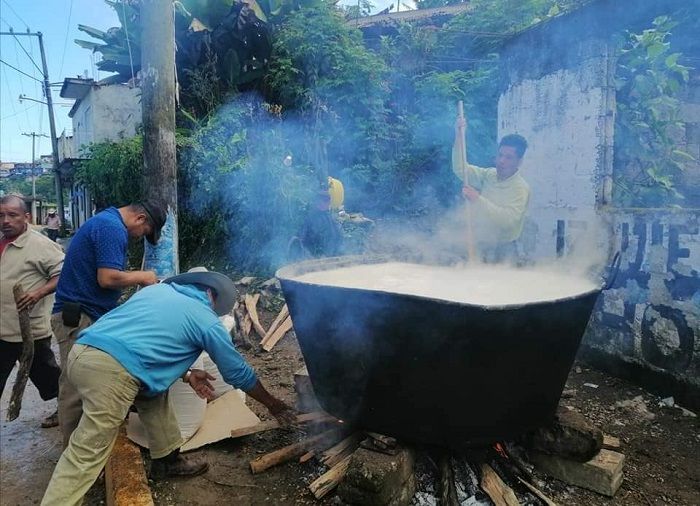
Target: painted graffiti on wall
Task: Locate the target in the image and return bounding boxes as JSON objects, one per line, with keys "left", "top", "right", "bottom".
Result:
{"left": 593, "top": 214, "right": 700, "bottom": 377}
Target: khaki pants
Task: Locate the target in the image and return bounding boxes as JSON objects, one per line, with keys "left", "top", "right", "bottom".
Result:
{"left": 42, "top": 345, "right": 182, "bottom": 506}
{"left": 52, "top": 312, "right": 93, "bottom": 447}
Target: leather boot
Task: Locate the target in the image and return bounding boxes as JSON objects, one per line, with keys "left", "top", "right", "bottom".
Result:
{"left": 150, "top": 449, "right": 209, "bottom": 480}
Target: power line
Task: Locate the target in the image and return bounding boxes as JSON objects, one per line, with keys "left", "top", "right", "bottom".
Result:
{"left": 121, "top": 0, "right": 135, "bottom": 83}
{"left": 1, "top": 0, "right": 29, "bottom": 29}
{"left": 11, "top": 31, "right": 43, "bottom": 74}
{"left": 58, "top": 0, "right": 74, "bottom": 79}
{"left": 1, "top": 66, "right": 27, "bottom": 133}
{"left": 0, "top": 57, "right": 42, "bottom": 82}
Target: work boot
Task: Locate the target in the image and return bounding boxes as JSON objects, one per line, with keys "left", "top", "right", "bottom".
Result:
{"left": 150, "top": 449, "right": 209, "bottom": 480}
{"left": 40, "top": 410, "right": 59, "bottom": 428}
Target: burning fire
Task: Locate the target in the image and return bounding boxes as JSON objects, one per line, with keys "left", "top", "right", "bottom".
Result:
{"left": 494, "top": 442, "right": 508, "bottom": 459}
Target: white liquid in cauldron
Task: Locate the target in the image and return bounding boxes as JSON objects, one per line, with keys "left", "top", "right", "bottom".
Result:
{"left": 294, "top": 262, "right": 598, "bottom": 306}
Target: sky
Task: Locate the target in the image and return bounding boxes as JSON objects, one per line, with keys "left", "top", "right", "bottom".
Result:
{"left": 0, "top": 0, "right": 406, "bottom": 163}
{"left": 0, "top": 0, "right": 119, "bottom": 163}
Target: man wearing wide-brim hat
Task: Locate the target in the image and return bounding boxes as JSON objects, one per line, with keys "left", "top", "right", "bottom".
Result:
{"left": 42, "top": 268, "right": 295, "bottom": 506}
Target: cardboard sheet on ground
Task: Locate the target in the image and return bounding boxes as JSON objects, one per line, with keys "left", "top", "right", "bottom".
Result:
{"left": 127, "top": 390, "right": 260, "bottom": 452}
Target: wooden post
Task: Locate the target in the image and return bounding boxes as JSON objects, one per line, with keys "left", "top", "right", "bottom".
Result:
{"left": 456, "top": 101, "right": 477, "bottom": 261}
{"left": 141, "top": 0, "right": 179, "bottom": 278}
{"left": 7, "top": 284, "right": 35, "bottom": 421}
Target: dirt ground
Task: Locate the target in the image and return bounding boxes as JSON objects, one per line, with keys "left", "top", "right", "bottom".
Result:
{"left": 1, "top": 293, "right": 698, "bottom": 506}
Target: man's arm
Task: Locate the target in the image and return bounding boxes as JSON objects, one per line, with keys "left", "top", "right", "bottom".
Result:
{"left": 96, "top": 268, "right": 158, "bottom": 289}
{"left": 199, "top": 323, "right": 296, "bottom": 424}
{"left": 473, "top": 184, "right": 530, "bottom": 232}
{"left": 16, "top": 275, "right": 59, "bottom": 312}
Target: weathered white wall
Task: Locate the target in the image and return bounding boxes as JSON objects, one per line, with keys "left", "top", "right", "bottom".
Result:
{"left": 92, "top": 85, "right": 141, "bottom": 143}
{"left": 72, "top": 84, "right": 141, "bottom": 152}
{"left": 498, "top": 37, "right": 700, "bottom": 405}
{"left": 498, "top": 41, "right": 615, "bottom": 260}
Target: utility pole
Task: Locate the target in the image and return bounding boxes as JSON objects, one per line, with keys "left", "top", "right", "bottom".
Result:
{"left": 1, "top": 30, "right": 65, "bottom": 233}
{"left": 141, "top": 0, "right": 178, "bottom": 277}
{"left": 37, "top": 33, "right": 66, "bottom": 235}
{"left": 21, "top": 132, "right": 49, "bottom": 223}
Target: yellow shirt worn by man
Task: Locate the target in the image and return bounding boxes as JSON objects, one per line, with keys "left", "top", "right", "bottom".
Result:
{"left": 452, "top": 121, "right": 530, "bottom": 259}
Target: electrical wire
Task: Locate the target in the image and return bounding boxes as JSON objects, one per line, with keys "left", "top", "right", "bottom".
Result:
{"left": 1, "top": 103, "right": 37, "bottom": 121}
{"left": 10, "top": 31, "right": 43, "bottom": 74}
{"left": 1, "top": 0, "right": 29, "bottom": 30}
{"left": 121, "top": 0, "right": 135, "bottom": 83}
{"left": 58, "top": 0, "right": 74, "bottom": 79}
{"left": 0, "top": 58, "right": 42, "bottom": 82}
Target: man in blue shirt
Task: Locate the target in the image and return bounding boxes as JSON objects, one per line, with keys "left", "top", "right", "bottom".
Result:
{"left": 51, "top": 201, "right": 166, "bottom": 446}
{"left": 42, "top": 268, "right": 294, "bottom": 506}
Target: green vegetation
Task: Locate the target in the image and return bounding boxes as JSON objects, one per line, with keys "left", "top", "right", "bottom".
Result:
{"left": 613, "top": 16, "right": 694, "bottom": 207}
{"left": 0, "top": 174, "right": 57, "bottom": 203}
{"left": 75, "top": 0, "right": 696, "bottom": 273}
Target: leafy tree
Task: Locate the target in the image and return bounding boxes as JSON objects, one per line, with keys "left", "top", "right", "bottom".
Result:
{"left": 266, "top": 2, "right": 390, "bottom": 182}
{"left": 0, "top": 175, "right": 58, "bottom": 203}
{"left": 613, "top": 16, "right": 694, "bottom": 207}
{"left": 74, "top": 136, "right": 145, "bottom": 209}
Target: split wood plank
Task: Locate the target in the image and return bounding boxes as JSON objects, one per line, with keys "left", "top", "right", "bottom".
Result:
{"left": 7, "top": 284, "right": 35, "bottom": 421}
{"left": 299, "top": 450, "right": 316, "bottom": 463}
{"left": 480, "top": 464, "right": 520, "bottom": 506}
{"left": 262, "top": 304, "right": 289, "bottom": 343}
{"left": 250, "top": 429, "right": 338, "bottom": 474}
{"left": 309, "top": 454, "right": 353, "bottom": 499}
{"left": 602, "top": 435, "right": 621, "bottom": 450}
{"left": 242, "top": 313, "right": 253, "bottom": 337}
{"left": 516, "top": 477, "right": 557, "bottom": 506}
{"left": 231, "top": 411, "right": 336, "bottom": 439}
{"left": 438, "top": 455, "right": 459, "bottom": 506}
{"left": 322, "top": 433, "right": 362, "bottom": 467}
{"left": 244, "top": 294, "right": 266, "bottom": 339}
{"left": 105, "top": 425, "right": 153, "bottom": 506}
{"left": 262, "top": 315, "right": 293, "bottom": 352}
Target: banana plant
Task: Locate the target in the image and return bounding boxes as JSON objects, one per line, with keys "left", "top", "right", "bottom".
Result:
{"left": 74, "top": 0, "right": 299, "bottom": 86}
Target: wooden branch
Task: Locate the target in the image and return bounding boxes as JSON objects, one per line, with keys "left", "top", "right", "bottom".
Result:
{"left": 244, "top": 294, "right": 266, "bottom": 339}
{"left": 321, "top": 433, "right": 362, "bottom": 467}
{"left": 438, "top": 455, "right": 459, "bottom": 506}
{"left": 261, "top": 305, "right": 289, "bottom": 344}
{"left": 261, "top": 316, "right": 293, "bottom": 352}
{"left": 7, "top": 284, "right": 35, "bottom": 422}
{"left": 231, "top": 411, "right": 336, "bottom": 439}
{"left": 250, "top": 429, "right": 338, "bottom": 474}
{"left": 299, "top": 450, "right": 316, "bottom": 463}
{"left": 516, "top": 477, "right": 557, "bottom": 506}
{"left": 242, "top": 313, "right": 252, "bottom": 337}
{"left": 309, "top": 455, "right": 353, "bottom": 499}
{"left": 457, "top": 100, "right": 477, "bottom": 261}
{"left": 480, "top": 464, "right": 520, "bottom": 506}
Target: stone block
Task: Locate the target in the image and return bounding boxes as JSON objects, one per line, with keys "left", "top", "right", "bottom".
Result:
{"left": 531, "top": 449, "right": 625, "bottom": 497}
{"left": 525, "top": 405, "right": 603, "bottom": 461}
{"left": 338, "top": 447, "right": 415, "bottom": 505}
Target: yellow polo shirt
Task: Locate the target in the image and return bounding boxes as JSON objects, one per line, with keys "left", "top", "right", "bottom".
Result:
{"left": 452, "top": 149, "right": 530, "bottom": 244}
{"left": 0, "top": 229, "right": 64, "bottom": 342}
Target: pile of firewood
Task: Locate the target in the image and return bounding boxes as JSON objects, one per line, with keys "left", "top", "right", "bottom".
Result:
{"left": 230, "top": 287, "right": 292, "bottom": 353}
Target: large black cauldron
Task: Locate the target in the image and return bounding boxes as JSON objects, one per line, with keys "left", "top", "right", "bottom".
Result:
{"left": 277, "top": 256, "right": 604, "bottom": 448}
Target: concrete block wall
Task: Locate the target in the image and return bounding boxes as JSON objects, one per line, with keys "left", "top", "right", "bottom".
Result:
{"left": 587, "top": 210, "right": 700, "bottom": 405}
